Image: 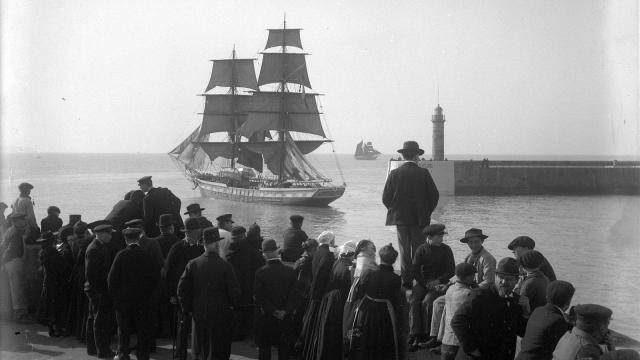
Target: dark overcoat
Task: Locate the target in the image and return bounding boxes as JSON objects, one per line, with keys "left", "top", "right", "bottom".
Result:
{"left": 40, "top": 216, "right": 63, "bottom": 233}
{"left": 164, "top": 240, "right": 204, "bottom": 299}
{"left": 225, "top": 239, "right": 265, "bottom": 305}
{"left": 105, "top": 200, "right": 142, "bottom": 230}
{"left": 84, "top": 238, "right": 112, "bottom": 301}
{"left": 310, "top": 244, "right": 335, "bottom": 301}
{"left": 142, "top": 187, "right": 183, "bottom": 238}
{"left": 282, "top": 227, "right": 308, "bottom": 262}
{"left": 107, "top": 243, "right": 160, "bottom": 309}
{"left": 254, "top": 259, "right": 298, "bottom": 345}
{"left": 382, "top": 162, "right": 439, "bottom": 226}
{"left": 451, "top": 287, "right": 527, "bottom": 360}
{"left": 153, "top": 233, "right": 179, "bottom": 259}
{"left": 516, "top": 303, "right": 569, "bottom": 360}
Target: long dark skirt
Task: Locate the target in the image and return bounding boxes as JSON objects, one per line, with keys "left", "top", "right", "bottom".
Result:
{"left": 347, "top": 296, "right": 399, "bottom": 360}
{"left": 302, "top": 289, "right": 347, "bottom": 360}
{"left": 68, "top": 265, "right": 88, "bottom": 341}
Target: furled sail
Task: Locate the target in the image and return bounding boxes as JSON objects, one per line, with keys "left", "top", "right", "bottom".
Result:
{"left": 258, "top": 53, "right": 311, "bottom": 88}
{"left": 205, "top": 59, "right": 258, "bottom": 92}
{"left": 265, "top": 29, "right": 303, "bottom": 50}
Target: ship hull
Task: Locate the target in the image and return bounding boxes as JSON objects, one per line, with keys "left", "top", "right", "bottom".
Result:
{"left": 354, "top": 154, "right": 381, "bottom": 160}
{"left": 196, "top": 179, "right": 346, "bottom": 206}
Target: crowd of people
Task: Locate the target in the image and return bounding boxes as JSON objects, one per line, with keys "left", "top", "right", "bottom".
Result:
{"left": 0, "top": 142, "right": 637, "bottom": 360}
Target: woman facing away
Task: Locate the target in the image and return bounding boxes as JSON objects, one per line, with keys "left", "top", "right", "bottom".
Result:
{"left": 347, "top": 243, "right": 405, "bottom": 360}
{"left": 343, "top": 240, "right": 377, "bottom": 345}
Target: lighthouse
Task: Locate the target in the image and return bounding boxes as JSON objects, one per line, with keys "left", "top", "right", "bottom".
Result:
{"left": 431, "top": 104, "right": 445, "bottom": 161}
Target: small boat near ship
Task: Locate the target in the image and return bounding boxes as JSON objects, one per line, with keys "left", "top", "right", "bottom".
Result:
{"left": 169, "top": 20, "right": 345, "bottom": 206}
{"left": 354, "top": 140, "right": 381, "bottom": 160}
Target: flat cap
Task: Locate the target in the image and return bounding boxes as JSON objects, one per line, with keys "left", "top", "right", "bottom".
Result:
{"left": 518, "top": 250, "right": 544, "bottom": 269}
{"left": 18, "top": 182, "right": 34, "bottom": 191}
{"left": 508, "top": 236, "right": 536, "bottom": 250}
{"left": 124, "top": 219, "right": 143, "bottom": 227}
{"left": 137, "top": 175, "right": 152, "bottom": 184}
{"left": 184, "top": 217, "right": 200, "bottom": 231}
{"left": 496, "top": 257, "right": 520, "bottom": 276}
{"left": 455, "top": 262, "right": 477, "bottom": 278}
{"left": 94, "top": 224, "right": 114, "bottom": 233}
{"left": 460, "top": 228, "right": 488, "bottom": 243}
{"left": 289, "top": 214, "right": 304, "bottom": 222}
{"left": 122, "top": 227, "right": 142, "bottom": 238}
{"left": 424, "top": 223, "right": 447, "bottom": 236}
{"left": 216, "top": 214, "right": 234, "bottom": 223}
{"left": 203, "top": 227, "right": 223, "bottom": 244}
{"left": 231, "top": 226, "right": 246, "bottom": 237}
{"left": 575, "top": 304, "right": 612, "bottom": 323}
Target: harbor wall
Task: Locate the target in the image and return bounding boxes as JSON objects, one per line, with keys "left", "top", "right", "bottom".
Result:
{"left": 451, "top": 160, "right": 640, "bottom": 195}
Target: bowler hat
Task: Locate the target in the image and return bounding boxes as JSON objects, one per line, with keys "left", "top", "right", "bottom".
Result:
{"left": 36, "top": 231, "right": 56, "bottom": 244}
{"left": 123, "top": 227, "right": 142, "bottom": 238}
{"left": 184, "top": 218, "right": 200, "bottom": 231}
{"left": 184, "top": 204, "right": 205, "bottom": 215}
{"left": 508, "top": 236, "right": 536, "bottom": 250}
{"left": 124, "top": 219, "right": 143, "bottom": 228}
{"left": 574, "top": 304, "right": 612, "bottom": 323}
{"left": 158, "top": 214, "right": 174, "bottom": 227}
{"left": 137, "top": 176, "right": 152, "bottom": 184}
{"left": 47, "top": 206, "right": 61, "bottom": 215}
{"left": 261, "top": 238, "right": 280, "bottom": 253}
{"left": 424, "top": 223, "right": 447, "bottom": 236}
{"left": 397, "top": 141, "right": 424, "bottom": 156}
{"left": 216, "top": 214, "right": 234, "bottom": 223}
{"left": 518, "top": 250, "right": 544, "bottom": 269}
{"left": 94, "top": 224, "right": 114, "bottom": 233}
{"left": 460, "top": 228, "right": 488, "bottom": 243}
{"left": 455, "top": 262, "right": 477, "bottom": 278}
{"left": 496, "top": 257, "right": 520, "bottom": 276}
{"left": 202, "top": 227, "right": 223, "bottom": 244}
{"left": 18, "top": 182, "right": 34, "bottom": 191}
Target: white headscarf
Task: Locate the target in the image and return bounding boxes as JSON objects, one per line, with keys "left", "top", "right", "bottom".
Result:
{"left": 339, "top": 240, "right": 357, "bottom": 256}
{"left": 317, "top": 230, "right": 335, "bottom": 245}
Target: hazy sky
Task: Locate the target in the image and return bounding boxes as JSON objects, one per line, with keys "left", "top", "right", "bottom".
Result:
{"left": 2, "top": 0, "right": 638, "bottom": 156}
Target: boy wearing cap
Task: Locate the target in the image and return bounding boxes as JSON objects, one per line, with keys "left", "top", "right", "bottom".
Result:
{"left": 451, "top": 257, "right": 529, "bottom": 360}
{"left": 508, "top": 236, "right": 556, "bottom": 282}
{"left": 282, "top": 215, "right": 308, "bottom": 263}
{"left": 440, "top": 263, "right": 478, "bottom": 360}
{"left": 254, "top": 239, "right": 298, "bottom": 360}
{"left": 518, "top": 250, "right": 550, "bottom": 311}
{"left": 178, "top": 227, "right": 240, "bottom": 360}
{"left": 41, "top": 206, "right": 63, "bottom": 233}
{"left": 553, "top": 304, "right": 615, "bottom": 360}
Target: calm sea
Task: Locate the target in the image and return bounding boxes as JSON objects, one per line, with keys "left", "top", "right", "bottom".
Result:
{"left": 1, "top": 153, "right": 639, "bottom": 338}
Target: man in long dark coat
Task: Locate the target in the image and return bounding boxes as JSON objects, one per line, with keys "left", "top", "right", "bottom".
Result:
{"left": 451, "top": 257, "right": 529, "bottom": 360}
{"left": 254, "top": 238, "right": 299, "bottom": 360}
{"left": 382, "top": 141, "right": 439, "bottom": 288}
{"left": 108, "top": 227, "right": 161, "bottom": 360}
{"left": 178, "top": 227, "right": 240, "bottom": 360}
{"left": 224, "top": 226, "right": 265, "bottom": 340}
{"left": 84, "top": 224, "right": 117, "bottom": 358}
{"left": 137, "top": 176, "right": 183, "bottom": 238}
{"left": 153, "top": 213, "right": 180, "bottom": 337}
{"left": 164, "top": 218, "right": 204, "bottom": 360}
{"left": 281, "top": 215, "right": 308, "bottom": 263}
{"left": 36, "top": 231, "right": 70, "bottom": 336}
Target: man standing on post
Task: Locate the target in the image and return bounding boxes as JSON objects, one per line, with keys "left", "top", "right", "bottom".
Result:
{"left": 12, "top": 182, "right": 40, "bottom": 243}
{"left": 137, "top": 176, "right": 183, "bottom": 238}
{"left": 383, "top": 141, "right": 439, "bottom": 289}
{"left": 281, "top": 215, "right": 308, "bottom": 263}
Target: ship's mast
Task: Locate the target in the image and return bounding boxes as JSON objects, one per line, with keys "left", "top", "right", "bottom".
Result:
{"left": 278, "top": 15, "right": 287, "bottom": 183}
{"left": 230, "top": 45, "right": 238, "bottom": 169}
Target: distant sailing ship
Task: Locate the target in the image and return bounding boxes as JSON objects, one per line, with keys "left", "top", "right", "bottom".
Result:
{"left": 169, "top": 20, "right": 345, "bottom": 206}
{"left": 354, "top": 140, "right": 381, "bottom": 160}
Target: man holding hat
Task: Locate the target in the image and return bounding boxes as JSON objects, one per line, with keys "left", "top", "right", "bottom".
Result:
{"left": 108, "top": 227, "right": 160, "bottom": 360}
{"left": 408, "top": 223, "right": 455, "bottom": 351}
{"left": 12, "top": 182, "right": 40, "bottom": 243}
{"left": 164, "top": 217, "right": 205, "bottom": 360}
{"left": 184, "top": 203, "right": 213, "bottom": 229}
{"left": 137, "top": 176, "right": 183, "bottom": 238}
{"left": 178, "top": 227, "right": 240, "bottom": 360}
{"left": 451, "top": 257, "right": 529, "bottom": 360}
{"left": 282, "top": 214, "right": 308, "bottom": 263}
{"left": 0, "top": 213, "right": 30, "bottom": 323}
{"left": 254, "top": 238, "right": 299, "bottom": 360}
{"left": 84, "top": 223, "right": 117, "bottom": 358}
{"left": 41, "top": 206, "right": 63, "bottom": 234}
{"left": 382, "top": 140, "right": 439, "bottom": 288}
{"left": 553, "top": 304, "right": 614, "bottom": 359}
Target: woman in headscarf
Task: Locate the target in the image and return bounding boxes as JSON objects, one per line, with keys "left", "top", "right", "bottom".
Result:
{"left": 343, "top": 240, "right": 377, "bottom": 346}
{"left": 303, "top": 238, "right": 356, "bottom": 360}
{"left": 347, "top": 243, "right": 404, "bottom": 360}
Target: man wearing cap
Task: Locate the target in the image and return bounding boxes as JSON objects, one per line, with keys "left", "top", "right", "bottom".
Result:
{"left": 84, "top": 224, "right": 117, "bottom": 358}
{"left": 108, "top": 227, "right": 161, "bottom": 360}
{"left": 508, "top": 236, "right": 556, "bottom": 282}
{"left": 408, "top": 223, "right": 455, "bottom": 351}
{"left": 11, "top": 182, "right": 40, "bottom": 243}
{"left": 164, "top": 217, "right": 205, "bottom": 360}
{"left": 518, "top": 250, "right": 551, "bottom": 311}
{"left": 178, "top": 227, "right": 240, "bottom": 360}
{"left": 222, "top": 226, "right": 265, "bottom": 340}
{"left": 184, "top": 203, "right": 213, "bottom": 229}
{"left": 383, "top": 140, "right": 439, "bottom": 288}
{"left": 451, "top": 257, "right": 529, "bottom": 360}
{"left": 137, "top": 176, "right": 183, "bottom": 238}
{"left": 553, "top": 304, "right": 614, "bottom": 360}
{"left": 254, "top": 238, "right": 299, "bottom": 360}
{"left": 0, "top": 213, "right": 30, "bottom": 323}
{"left": 517, "top": 280, "right": 575, "bottom": 360}
{"left": 440, "top": 263, "right": 478, "bottom": 360}
{"left": 41, "top": 206, "right": 63, "bottom": 233}
{"left": 124, "top": 219, "right": 164, "bottom": 270}
{"left": 282, "top": 215, "right": 308, "bottom": 263}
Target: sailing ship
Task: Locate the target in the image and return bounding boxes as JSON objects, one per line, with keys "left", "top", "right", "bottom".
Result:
{"left": 169, "top": 21, "right": 345, "bottom": 206}
{"left": 354, "top": 140, "right": 381, "bottom": 160}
